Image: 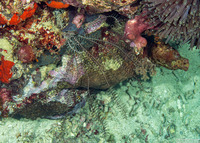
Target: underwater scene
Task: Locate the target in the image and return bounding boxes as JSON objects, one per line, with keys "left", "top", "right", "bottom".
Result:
{"left": 0, "top": 0, "right": 200, "bottom": 142}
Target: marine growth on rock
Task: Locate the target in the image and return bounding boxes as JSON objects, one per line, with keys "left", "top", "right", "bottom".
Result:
{"left": 0, "top": 0, "right": 191, "bottom": 120}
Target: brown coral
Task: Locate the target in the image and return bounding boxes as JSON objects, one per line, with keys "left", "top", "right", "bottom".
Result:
{"left": 150, "top": 42, "right": 189, "bottom": 71}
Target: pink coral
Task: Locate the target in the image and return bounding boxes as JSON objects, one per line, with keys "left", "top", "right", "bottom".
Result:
{"left": 124, "top": 13, "right": 154, "bottom": 54}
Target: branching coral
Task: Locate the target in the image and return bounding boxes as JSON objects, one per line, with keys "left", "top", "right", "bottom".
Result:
{"left": 142, "top": 0, "right": 200, "bottom": 48}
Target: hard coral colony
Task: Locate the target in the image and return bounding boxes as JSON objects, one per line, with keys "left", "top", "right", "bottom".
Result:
{"left": 0, "top": 0, "right": 194, "bottom": 120}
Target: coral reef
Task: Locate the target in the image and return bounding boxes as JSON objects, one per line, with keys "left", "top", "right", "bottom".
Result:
{"left": 65, "top": 0, "right": 137, "bottom": 14}
{"left": 0, "top": 1, "right": 199, "bottom": 143}
{"left": 0, "top": 88, "right": 13, "bottom": 116}
{"left": 0, "top": 0, "right": 192, "bottom": 123}
{"left": 0, "top": 38, "right": 14, "bottom": 61}
{"left": 117, "top": 3, "right": 139, "bottom": 18}
{"left": 1, "top": 7, "right": 67, "bottom": 64}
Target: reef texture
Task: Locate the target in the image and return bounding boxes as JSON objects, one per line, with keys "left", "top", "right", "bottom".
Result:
{"left": 124, "top": 13, "right": 154, "bottom": 54}
{"left": 0, "top": 56, "right": 15, "bottom": 83}
{"left": 141, "top": 0, "right": 200, "bottom": 48}
{"left": 0, "top": 1, "right": 38, "bottom": 26}
{"left": 0, "top": 0, "right": 191, "bottom": 119}
{"left": 149, "top": 42, "right": 189, "bottom": 71}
